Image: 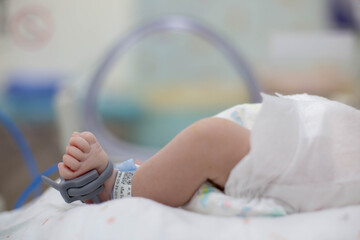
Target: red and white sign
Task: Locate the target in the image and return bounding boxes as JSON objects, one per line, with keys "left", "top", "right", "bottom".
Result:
{"left": 10, "top": 4, "right": 54, "bottom": 50}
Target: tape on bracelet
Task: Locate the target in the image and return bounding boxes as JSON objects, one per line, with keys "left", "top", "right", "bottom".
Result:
{"left": 112, "top": 171, "right": 134, "bottom": 199}
{"left": 42, "top": 161, "right": 114, "bottom": 203}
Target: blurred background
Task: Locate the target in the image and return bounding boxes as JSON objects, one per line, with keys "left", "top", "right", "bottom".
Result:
{"left": 0, "top": 0, "right": 359, "bottom": 211}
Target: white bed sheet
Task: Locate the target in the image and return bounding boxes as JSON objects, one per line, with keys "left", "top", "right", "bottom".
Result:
{"left": 0, "top": 187, "right": 359, "bottom": 240}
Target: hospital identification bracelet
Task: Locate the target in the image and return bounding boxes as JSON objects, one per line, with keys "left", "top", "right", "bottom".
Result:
{"left": 112, "top": 171, "right": 134, "bottom": 199}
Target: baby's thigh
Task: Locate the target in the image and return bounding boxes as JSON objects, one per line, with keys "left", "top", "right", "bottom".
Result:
{"left": 191, "top": 117, "right": 251, "bottom": 187}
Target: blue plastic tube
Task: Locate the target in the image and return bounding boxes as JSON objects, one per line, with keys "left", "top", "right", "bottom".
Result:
{"left": 0, "top": 108, "right": 42, "bottom": 197}
{"left": 14, "top": 163, "right": 58, "bottom": 209}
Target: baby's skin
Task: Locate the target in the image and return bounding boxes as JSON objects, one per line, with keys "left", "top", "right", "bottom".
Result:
{"left": 58, "top": 118, "right": 251, "bottom": 206}
{"left": 58, "top": 132, "right": 117, "bottom": 202}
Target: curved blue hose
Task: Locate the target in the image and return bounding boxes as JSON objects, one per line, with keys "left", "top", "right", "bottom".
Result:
{"left": 0, "top": 108, "right": 42, "bottom": 197}
{"left": 14, "top": 163, "right": 58, "bottom": 209}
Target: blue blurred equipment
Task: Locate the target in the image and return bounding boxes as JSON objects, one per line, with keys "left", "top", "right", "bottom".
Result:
{"left": 3, "top": 71, "right": 61, "bottom": 122}
{"left": 328, "top": 0, "right": 359, "bottom": 31}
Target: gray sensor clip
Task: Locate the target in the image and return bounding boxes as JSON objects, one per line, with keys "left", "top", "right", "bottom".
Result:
{"left": 42, "top": 161, "right": 114, "bottom": 203}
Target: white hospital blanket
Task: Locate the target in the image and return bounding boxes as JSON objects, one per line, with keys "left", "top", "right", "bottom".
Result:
{"left": 0, "top": 187, "right": 360, "bottom": 240}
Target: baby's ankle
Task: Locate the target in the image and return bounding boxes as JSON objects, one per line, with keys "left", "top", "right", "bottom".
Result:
{"left": 96, "top": 168, "right": 118, "bottom": 202}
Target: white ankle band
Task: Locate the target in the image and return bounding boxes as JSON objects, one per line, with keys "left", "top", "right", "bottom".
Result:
{"left": 112, "top": 171, "right": 134, "bottom": 199}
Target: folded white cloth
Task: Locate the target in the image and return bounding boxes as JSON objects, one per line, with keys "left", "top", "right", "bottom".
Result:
{"left": 184, "top": 182, "right": 288, "bottom": 217}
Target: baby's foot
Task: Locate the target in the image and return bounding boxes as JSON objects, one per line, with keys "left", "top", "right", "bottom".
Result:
{"left": 58, "top": 131, "right": 109, "bottom": 180}
{"left": 58, "top": 131, "right": 117, "bottom": 203}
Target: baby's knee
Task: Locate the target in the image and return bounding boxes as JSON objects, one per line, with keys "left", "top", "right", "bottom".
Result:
{"left": 188, "top": 118, "right": 216, "bottom": 139}
{"left": 190, "top": 117, "right": 238, "bottom": 139}
{"left": 190, "top": 117, "right": 250, "bottom": 158}
{"left": 188, "top": 117, "right": 250, "bottom": 186}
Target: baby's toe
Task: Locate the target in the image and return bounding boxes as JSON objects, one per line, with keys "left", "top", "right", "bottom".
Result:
{"left": 69, "top": 136, "right": 91, "bottom": 153}
{"left": 62, "top": 154, "right": 81, "bottom": 171}
{"left": 58, "top": 162, "right": 77, "bottom": 180}
{"left": 66, "top": 145, "right": 86, "bottom": 161}
{"left": 79, "top": 131, "right": 97, "bottom": 144}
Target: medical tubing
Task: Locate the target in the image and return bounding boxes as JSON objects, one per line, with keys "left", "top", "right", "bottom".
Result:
{"left": 14, "top": 163, "right": 58, "bottom": 209}
{"left": 84, "top": 16, "right": 262, "bottom": 161}
{"left": 0, "top": 108, "right": 42, "bottom": 197}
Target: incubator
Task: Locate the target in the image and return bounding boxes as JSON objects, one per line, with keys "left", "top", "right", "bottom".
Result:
{"left": 55, "top": 16, "right": 261, "bottom": 162}
{"left": 0, "top": 16, "right": 260, "bottom": 208}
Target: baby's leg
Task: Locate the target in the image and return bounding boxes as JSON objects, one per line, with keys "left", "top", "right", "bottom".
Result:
{"left": 58, "top": 118, "right": 250, "bottom": 207}
{"left": 132, "top": 117, "right": 250, "bottom": 206}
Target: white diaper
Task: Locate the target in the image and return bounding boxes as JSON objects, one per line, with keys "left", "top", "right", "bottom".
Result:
{"left": 213, "top": 103, "right": 261, "bottom": 129}
{"left": 185, "top": 93, "right": 360, "bottom": 216}
{"left": 225, "top": 93, "right": 360, "bottom": 213}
